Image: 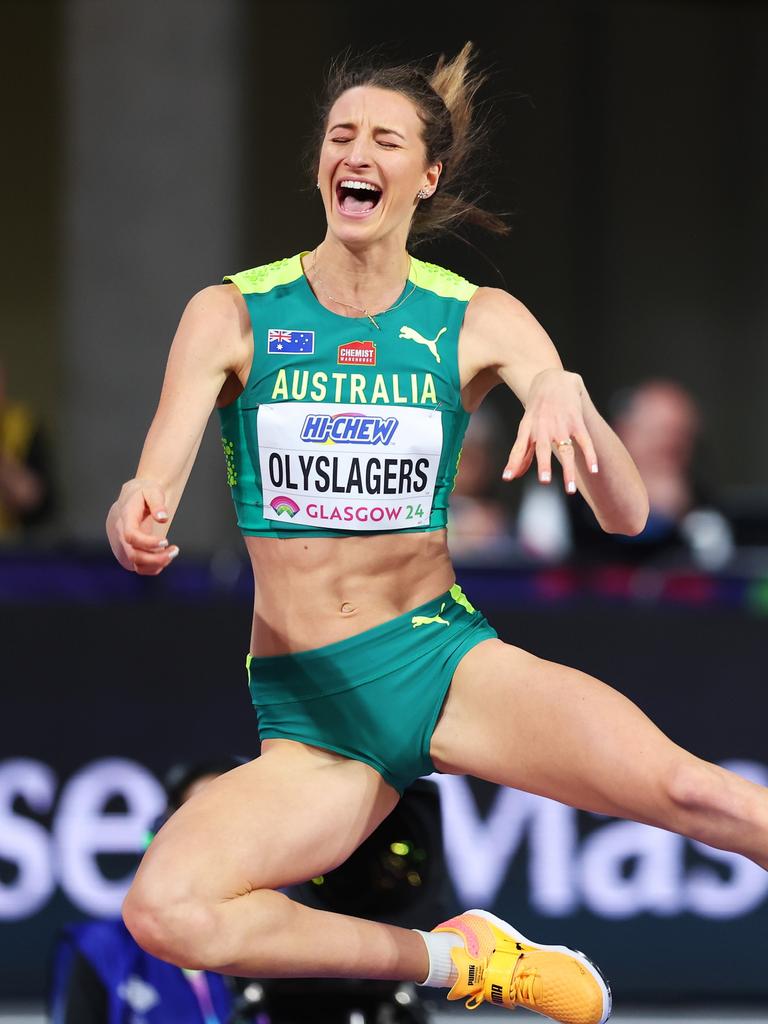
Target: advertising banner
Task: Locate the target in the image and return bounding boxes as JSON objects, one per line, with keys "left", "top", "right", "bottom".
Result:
{"left": 2, "top": 567, "right": 767, "bottom": 1001}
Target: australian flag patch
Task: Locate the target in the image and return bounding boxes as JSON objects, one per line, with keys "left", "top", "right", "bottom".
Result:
{"left": 267, "top": 329, "right": 315, "bottom": 354}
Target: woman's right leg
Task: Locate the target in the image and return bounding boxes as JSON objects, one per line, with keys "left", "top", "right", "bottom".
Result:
{"left": 123, "top": 739, "right": 430, "bottom": 979}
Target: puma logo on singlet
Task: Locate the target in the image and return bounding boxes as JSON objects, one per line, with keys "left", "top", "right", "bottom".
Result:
{"left": 399, "top": 325, "right": 447, "bottom": 364}
{"left": 411, "top": 602, "right": 450, "bottom": 628}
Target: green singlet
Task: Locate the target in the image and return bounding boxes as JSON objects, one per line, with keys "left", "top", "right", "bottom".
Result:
{"left": 218, "top": 250, "right": 499, "bottom": 794}
{"left": 217, "top": 251, "right": 478, "bottom": 537}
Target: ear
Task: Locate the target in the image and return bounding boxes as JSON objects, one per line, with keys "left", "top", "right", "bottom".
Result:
{"left": 426, "top": 160, "right": 443, "bottom": 192}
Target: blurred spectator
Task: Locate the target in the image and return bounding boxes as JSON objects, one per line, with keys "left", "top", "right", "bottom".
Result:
{"left": 448, "top": 406, "right": 517, "bottom": 563}
{"left": 517, "top": 379, "right": 735, "bottom": 570}
{"left": 0, "top": 358, "right": 53, "bottom": 541}
{"left": 49, "top": 756, "right": 251, "bottom": 1024}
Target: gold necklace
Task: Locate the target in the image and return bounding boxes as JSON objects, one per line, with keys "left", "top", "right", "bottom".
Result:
{"left": 310, "top": 248, "right": 416, "bottom": 330}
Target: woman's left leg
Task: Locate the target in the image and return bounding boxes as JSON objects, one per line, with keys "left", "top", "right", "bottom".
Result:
{"left": 430, "top": 638, "right": 768, "bottom": 869}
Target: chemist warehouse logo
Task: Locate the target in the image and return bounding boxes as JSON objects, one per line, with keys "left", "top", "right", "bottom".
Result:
{"left": 300, "top": 411, "right": 398, "bottom": 446}
{"left": 338, "top": 340, "right": 376, "bottom": 366}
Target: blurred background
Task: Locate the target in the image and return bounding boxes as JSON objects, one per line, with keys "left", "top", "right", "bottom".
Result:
{"left": 2, "top": 0, "right": 768, "bottom": 1020}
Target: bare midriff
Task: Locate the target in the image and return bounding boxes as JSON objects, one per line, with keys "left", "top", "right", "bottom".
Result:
{"left": 245, "top": 529, "right": 455, "bottom": 656}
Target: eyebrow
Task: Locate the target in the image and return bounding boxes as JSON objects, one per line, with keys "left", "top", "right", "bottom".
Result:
{"left": 328, "top": 123, "right": 406, "bottom": 140}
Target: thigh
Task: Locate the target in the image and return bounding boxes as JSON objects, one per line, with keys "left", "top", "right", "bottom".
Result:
{"left": 430, "top": 637, "right": 693, "bottom": 822}
{"left": 131, "top": 740, "right": 400, "bottom": 903}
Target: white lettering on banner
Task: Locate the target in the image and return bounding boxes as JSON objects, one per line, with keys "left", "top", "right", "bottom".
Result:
{"left": 431, "top": 761, "right": 768, "bottom": 920}
{"left": 53, "top": 758, "right": 166, "bottom": 916}
{"left": 430, "top": 775, "right": 579, "bottom": 914}
{"left": 0, "top": 759, "right": 57, "bottom": 919}
{"left": 258, "top": 402, "right": 443, "bottom": 531}
{"left": 578, "top": 822, "right": 686, "bottom": 917}
{"left": 1, "top": 757, "right": 767, "bottom": 922}
{"left": 686, "top": 839, "right": 768, "bottom": 919}
{"left": 0, "top": 758, "right": 165, "bottom": 921}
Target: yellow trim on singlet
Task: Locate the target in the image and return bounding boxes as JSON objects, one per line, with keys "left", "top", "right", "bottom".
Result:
{"left": 225, "top": 252, "right": 479, "bottom": 302}
{"left": 225, "top": 255, "right": 305, "bottom": 295}
{"left": 408, "top": 256, "right": 479, "bottom": 301}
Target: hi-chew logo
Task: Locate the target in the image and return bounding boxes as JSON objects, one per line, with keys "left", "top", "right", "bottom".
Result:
{"left": 300, "top": 411, "right": 398, "bottom": 446}
{"left": 267, "top": 329, "right": 314, "bottom": 354}
{"left": 338, "top": 340, "right": 376, "bottom": 366}
{"left": 270, "top": 496, "right": 300, "bottom": 517}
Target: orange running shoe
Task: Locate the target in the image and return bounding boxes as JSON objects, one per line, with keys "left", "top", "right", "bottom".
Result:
{"left": 433, "top": 909, "right": 611, "bottom": 1024}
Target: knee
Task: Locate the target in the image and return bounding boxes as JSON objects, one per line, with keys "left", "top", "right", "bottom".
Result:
{"left": 122, "top": 880, "right": 220, "bottom": 970}
{"left": 123, "top": 879, "right": 291, "bottom": 972}
{"left": 665, "top": 758, "right": 725, "bottom": 816}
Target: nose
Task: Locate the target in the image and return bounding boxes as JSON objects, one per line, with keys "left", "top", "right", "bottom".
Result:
{"left": 345, "top": 133, "right": 374, "bottom": 168}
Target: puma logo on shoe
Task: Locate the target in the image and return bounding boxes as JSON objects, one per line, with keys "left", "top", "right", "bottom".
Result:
{"left": 398, "top": 325, "right": 447, "bottom": 364}
{"left": 411, "top": 602, "right": 450, "bottom": 628}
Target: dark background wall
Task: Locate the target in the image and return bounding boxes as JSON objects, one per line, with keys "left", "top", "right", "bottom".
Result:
{"left": 2, "top": 0, "right": 63, "bottom": 452}
{"left": 1, "top": 0, "right": 767, "bottom": 552}
{"left": 244, "top": 0, "right": 768, "bottom": 497}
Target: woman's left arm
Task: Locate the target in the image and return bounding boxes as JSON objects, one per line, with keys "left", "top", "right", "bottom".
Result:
{"left": 465, "top": 288, "right": 649, "bottom": 535}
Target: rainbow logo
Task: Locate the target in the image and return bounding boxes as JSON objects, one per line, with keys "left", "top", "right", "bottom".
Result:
{"left": 270, "top": 496, "right": 300, "bottom": 517}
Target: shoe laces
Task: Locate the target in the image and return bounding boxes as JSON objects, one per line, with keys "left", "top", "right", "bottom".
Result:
{"left": 511, "top": 959, "right": 539, "bottom": 1008}
{"left": 463, "top": 955, "right": 539, "bottom": 1012}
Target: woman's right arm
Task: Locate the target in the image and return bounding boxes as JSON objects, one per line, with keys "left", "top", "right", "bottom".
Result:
{"left": 106, "top": 284, "right": 250, "bottom": 574}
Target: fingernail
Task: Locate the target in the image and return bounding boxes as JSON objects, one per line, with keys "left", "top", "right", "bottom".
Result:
{"left": 156, "top": 511, "right": 168, "bottom": 522}
{"left": 540, "top": 471, "right": 551, "bottom": 483}
{"left": 502, "top": 469, "right": 513, "bottom": 480}
{"left": 168, "top": 547, "right": 179, "bottom": 559}
{"left": 567, "top": 481, "right": 576, "bottom": 493}
{"left": 591, "top": 463, "right": 599, "bottom": 474}
{"left": 157, "top": 539, "right": 169, "bottom": 549}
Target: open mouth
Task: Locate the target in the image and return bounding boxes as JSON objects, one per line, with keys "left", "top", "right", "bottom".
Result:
{"left": 336, "top": 180, "right": 383, "bottom": 217}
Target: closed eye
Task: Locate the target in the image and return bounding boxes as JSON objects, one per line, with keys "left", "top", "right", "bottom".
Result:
{"left": 330, "top": 138, "right": 399, "bottom": 148}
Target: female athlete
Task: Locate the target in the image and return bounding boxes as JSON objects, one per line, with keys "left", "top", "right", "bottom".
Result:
{"left": 106, "top": 43, "right": 768, "bottom": 1024}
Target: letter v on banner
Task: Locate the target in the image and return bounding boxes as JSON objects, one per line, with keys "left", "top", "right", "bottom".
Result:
{"left": 429, "top": 775, "right": 578, "bottom": 913}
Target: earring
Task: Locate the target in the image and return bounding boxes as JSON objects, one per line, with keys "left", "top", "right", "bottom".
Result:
{"left": 417, "top": 189, "right": 430, "bottom": 200}
{"left": 316, "top": 182, "right": 320, "bottom": 189}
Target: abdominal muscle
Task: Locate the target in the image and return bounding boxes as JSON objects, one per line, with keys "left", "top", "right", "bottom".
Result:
{"left": 244, "top": 528, "right": 455, "bottom": 656}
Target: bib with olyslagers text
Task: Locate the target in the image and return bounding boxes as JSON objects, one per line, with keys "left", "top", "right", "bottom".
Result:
{"left": 217, "top": 251, "right": 478, "bottom": 538}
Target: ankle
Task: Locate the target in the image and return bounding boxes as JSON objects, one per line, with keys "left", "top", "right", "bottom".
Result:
{"left": 412, "top": 929, "right": 460, "bottom": 988}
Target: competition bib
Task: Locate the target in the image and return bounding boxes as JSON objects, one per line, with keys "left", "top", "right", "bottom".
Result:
{"left": 258, "top": 402, "right": 443, "bottom": 531}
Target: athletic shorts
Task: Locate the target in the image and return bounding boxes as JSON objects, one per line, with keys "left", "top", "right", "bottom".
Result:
{"left": 244, "top": 584, "right": 498, "bottom": 795}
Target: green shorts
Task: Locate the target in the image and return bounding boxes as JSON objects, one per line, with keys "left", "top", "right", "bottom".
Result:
{"left": 245, "top": 584, "right": 498, "bottom": 794}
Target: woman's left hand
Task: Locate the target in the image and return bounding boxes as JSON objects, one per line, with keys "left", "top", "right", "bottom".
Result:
{"left": 502, "top": 368, "right": 600, "bottom": 492}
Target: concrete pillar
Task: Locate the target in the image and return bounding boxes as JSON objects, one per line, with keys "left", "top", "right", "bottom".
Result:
{"left": 62, "top": 0, "right": 245, "bottom": 554}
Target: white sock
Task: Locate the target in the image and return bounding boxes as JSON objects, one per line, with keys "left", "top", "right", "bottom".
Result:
{"left": 413, "top": 929, "right": 461, "bottom": 987}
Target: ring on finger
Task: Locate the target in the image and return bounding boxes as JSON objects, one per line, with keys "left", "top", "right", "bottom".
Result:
{"left": 556, "top": 438, "right": 573, "bottom": 448}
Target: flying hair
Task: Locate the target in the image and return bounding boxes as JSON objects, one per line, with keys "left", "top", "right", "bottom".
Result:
{"left": 308, "top": 42, "right": 512, "bottom": 243}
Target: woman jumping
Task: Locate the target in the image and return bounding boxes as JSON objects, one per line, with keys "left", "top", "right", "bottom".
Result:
{"left": 106, "top": 43, "right": 768, "bottom": 1024}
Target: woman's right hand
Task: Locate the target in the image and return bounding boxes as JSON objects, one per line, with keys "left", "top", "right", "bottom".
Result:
{"left": 106, "top": 479, "right": 179, "bottom": 574}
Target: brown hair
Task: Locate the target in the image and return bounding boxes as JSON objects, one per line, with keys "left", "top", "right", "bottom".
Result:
{"left": 307, "top": 42, "right": 511, "bottom": 243}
